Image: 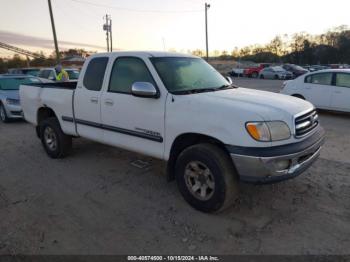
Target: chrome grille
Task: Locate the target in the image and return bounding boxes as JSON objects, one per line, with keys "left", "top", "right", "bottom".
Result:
{"left": 295, "top": 109, "right": 318, "bottom": 137}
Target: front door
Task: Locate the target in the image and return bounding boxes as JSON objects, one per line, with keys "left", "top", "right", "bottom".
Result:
{"left": 100, "top": 56, "right": 165, "bottom": 159}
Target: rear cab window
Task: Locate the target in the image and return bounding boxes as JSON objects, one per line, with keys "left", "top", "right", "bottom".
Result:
{"left": 83, "top": 57, "right": 109, "bottom": 91}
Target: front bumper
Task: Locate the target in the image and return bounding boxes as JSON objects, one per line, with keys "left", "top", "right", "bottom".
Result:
{"left": 227, "top": 126, "right": 325, "bottom": 184}
{"left": 4, "top": 103, "right": 23, "bottom": 119}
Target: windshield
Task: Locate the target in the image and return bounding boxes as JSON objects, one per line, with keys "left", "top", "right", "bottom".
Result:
{"left": 151, "top": 57, "right": 229, "bottom": 94}
{"left": 66, "top": 69, "right": 80, "bottom": 80}
{"left": 272, "top": 66, "right": 285, "bottom": 72}
{"left": 0, "top": 77, "right": 41, "bottom": 90}
{"left": 23, "top": 69, "right": 40, "bottom": 76}
{"left": 292, "top": 65, "right": 305, "bottom": 71}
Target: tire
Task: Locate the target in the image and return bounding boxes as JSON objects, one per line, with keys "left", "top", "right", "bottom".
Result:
{"left": 0, "top": 103, "right": 9, "bottom": 123}
{"left": 260, "top": 74, "right": 264, "bottom": 79}
{"left": 39, "top": 117, "right": 72, "bottom": 158}
{"left": 274, "top": 75, "right": 279, "bottom": 80}
{"left": 175, "top": 143, "right": 239, "bottom": 213}
{"left": 251, "top": 72, "right": 258, "bottom": 78}
{"left": 292, "top": 94, "right": 305, "bottom": 100}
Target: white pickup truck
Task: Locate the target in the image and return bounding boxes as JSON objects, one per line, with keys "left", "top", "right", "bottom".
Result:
{"left": 20, "top": 51, "right": 325, "bottom": 212}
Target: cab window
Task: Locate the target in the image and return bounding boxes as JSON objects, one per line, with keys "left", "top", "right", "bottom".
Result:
{"left": 83, "top": 57, "right": 108, "bottom": 91}
{"left": 108, "top": 57, "right": 156, "bottom": 94}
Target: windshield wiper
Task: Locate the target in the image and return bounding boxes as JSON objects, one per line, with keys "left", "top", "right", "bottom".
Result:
{"left": 215, "top": 84, "right": 238, "bottom": 90}
{"left": 172, "top": 84, "right": 238, "bottom": 95}
{"left": 172, "top": 88, "right": 216, "bottom": 95}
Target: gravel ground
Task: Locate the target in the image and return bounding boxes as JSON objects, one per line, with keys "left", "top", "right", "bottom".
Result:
{"left": 0, "top": 79, "right": 349, "bottom": 255}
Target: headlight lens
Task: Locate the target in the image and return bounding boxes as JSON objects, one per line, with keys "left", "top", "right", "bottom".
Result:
{"left": 246, "top": 121, "right": 291, "bottom": 141}
{"left": 6, "top": 98, "right": 20, "bottom": 105}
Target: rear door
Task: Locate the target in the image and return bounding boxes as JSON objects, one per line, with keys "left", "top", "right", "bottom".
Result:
{"left": 100, "top": 55, "right": 165, "bottom": 159}
{"left": 302, "top": 72, "right": 333, "bottom": 109}
{"left": 330, "top": 72, "right": 350, "bottom": 112}
{"left": 73, "top": 56, "right": 109, "bottom": 142}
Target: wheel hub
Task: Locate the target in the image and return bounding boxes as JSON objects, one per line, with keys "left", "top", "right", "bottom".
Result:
{"left": 44, "top": 127, "right": 57, "bottom": 151}
{"left": 184, "top": 161, "right": 215, "bottom": 201}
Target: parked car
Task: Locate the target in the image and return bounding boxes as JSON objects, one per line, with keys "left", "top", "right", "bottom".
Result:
{"left": 229, "top": 68, "right": 244, "bottom": 77}
{"left": 244, "top": 63, "right": 270, "bottom": 78}
{"left": 307, "top": 65, "right": 330, "bottom": 72}
{"left": 259, "top": 66, "right": 293, "bottom": 80}
{"left": 8, "top": 68, "right": 41, "bottom": 76}
{"left": 282, "top": 64, "right": 308, "bottom": 78}
{"left": 0, "top": 74, "right": 47, "bottom": 122}
{"left": 20, "top": 51, "right": 325, "bottom": 213}
{"left": 281, "top": 69, "right": 350, "bottom": 112}
{"left": 38, "top": 68, "right": 80, "bottom": 81}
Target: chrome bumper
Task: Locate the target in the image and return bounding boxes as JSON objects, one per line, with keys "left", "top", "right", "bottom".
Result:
{"left": 228, "top": 127, "right": 325, "bottom": 184}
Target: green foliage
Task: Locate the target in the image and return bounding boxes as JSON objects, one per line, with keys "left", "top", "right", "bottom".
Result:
{"left": 234, "top": 26, "right": 350, "bottom": 65}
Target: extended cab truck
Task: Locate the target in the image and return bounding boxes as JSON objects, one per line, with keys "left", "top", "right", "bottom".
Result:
{"left": 20, "top": 52, "right": 325, "bottom": 213}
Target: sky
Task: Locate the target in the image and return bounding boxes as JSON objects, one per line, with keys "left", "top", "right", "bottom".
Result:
{"left": 0, "top": 0, "right": 349, "bottom": 57}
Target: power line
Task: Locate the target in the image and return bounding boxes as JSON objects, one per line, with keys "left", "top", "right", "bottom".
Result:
{"left": 70, "top": 0, "right": 203, "bottom": 13}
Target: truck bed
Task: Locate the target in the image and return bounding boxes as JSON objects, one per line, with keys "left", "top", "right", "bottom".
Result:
{"left": 27, "top": 81, "right": 77, "bottom": 90}
{"left": 20, "top": 82, "right": 77, "bottom": 136}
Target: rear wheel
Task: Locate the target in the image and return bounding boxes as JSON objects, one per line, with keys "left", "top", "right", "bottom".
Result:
{"left": 175, "top": 143, "right": 239, "bottom": 213}
{"left": 260, "top": 74, "right": 264, "bottom": 79}
{"left": 274, "top": 75, "right": 279, "bottom": 80}
{"left": 39, "top": 117, "right": 72, "bottom": 158}
{"left": 252, "top": 72, "right": 258, "bottom": 78}
{"left": 0, "top": 103, "right": 9, "bottom": 123}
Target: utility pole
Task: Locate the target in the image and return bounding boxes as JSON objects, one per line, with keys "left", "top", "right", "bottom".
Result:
{"left": 109, "top": 18, "right": 113, "bottom": 52}
{"left": 47, "top": 0, "right": 60, "bottom": 63}
{"left": 205, "top": 3, "right": 210, "bottom": 61}
{"left": 103, "top": 14, "right": 110, "bottom": 52}
{"left": 103, "top": 15, "right": 112, "bottom": 52}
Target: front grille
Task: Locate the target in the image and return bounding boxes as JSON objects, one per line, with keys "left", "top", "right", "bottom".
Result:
{"left": 295, "top": 109, "right": 318, "bottom": 137}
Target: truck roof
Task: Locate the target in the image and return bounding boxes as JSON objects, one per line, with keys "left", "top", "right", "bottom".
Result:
{"left": 90, "top": 51, "right": 197, "bottom": 58}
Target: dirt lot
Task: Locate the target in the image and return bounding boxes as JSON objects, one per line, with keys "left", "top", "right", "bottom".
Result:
{"left": 0, "top": 79, "right": 349, "bottom": 255}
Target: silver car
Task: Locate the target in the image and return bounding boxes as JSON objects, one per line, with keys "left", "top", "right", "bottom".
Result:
{"left": 0, "top": 75, "right": 45, "bottom": 123}
{"left": 259, "top": 66, "right": 293, "bottom": 80}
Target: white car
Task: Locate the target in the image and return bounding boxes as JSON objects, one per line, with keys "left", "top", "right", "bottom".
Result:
{"left": 19, "top": 51, "right": 325, "bottom": 213}
{"left": 281, "top": 69, "right": 350, "bottom": 113}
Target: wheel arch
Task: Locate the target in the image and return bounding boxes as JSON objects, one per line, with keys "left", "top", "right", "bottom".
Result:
{"left": 166, "top": 133, "right": 230, "bottom": 181}
{"left": 36, "top": 107, "right": 58, "bottom": 138}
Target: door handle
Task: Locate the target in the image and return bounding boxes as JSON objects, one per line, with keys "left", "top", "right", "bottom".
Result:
{"left": 335, "top": 90, "right": 342, "bottom": 94}
{"left": 104, "top": 99, "right": 114, "bottom": 106}
{"left": 305, "top": 87, "right": 311, "bottom": 90}
{"left": 90, "top": 97, "right": 98, "bottom": 104}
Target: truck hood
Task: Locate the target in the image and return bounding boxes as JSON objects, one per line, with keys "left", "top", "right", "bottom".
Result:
{"left": 202, "top": 87, "right": 313, "bottom": 121}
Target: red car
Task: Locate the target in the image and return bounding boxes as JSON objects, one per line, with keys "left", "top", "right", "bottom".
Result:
{"left": 244, "top": 63, "right": 271, "bottom": 78}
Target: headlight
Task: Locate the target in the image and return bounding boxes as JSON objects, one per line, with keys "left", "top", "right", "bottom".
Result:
{"left": 6, "top": 98, "right": 20, "bottom": 105}
{"left": 246, "top": 121, "right": 291, "bottom": 141}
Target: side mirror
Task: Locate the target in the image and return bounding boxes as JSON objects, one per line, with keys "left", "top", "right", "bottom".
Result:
{"left": 225, "top": 76, "right": 233, "bottom": 85}
{"left": 131, "top": 82, "right": 158, "bottom": 98}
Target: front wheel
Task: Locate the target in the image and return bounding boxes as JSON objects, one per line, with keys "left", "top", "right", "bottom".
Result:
{"left": 0, "top": 103, "right": 9, "bottom": 123}
{"left": 175, "top": 143, "right": 239, "bottom": 213}
{"left": 39, "top": 117, "right": 72, "bottom": 158}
